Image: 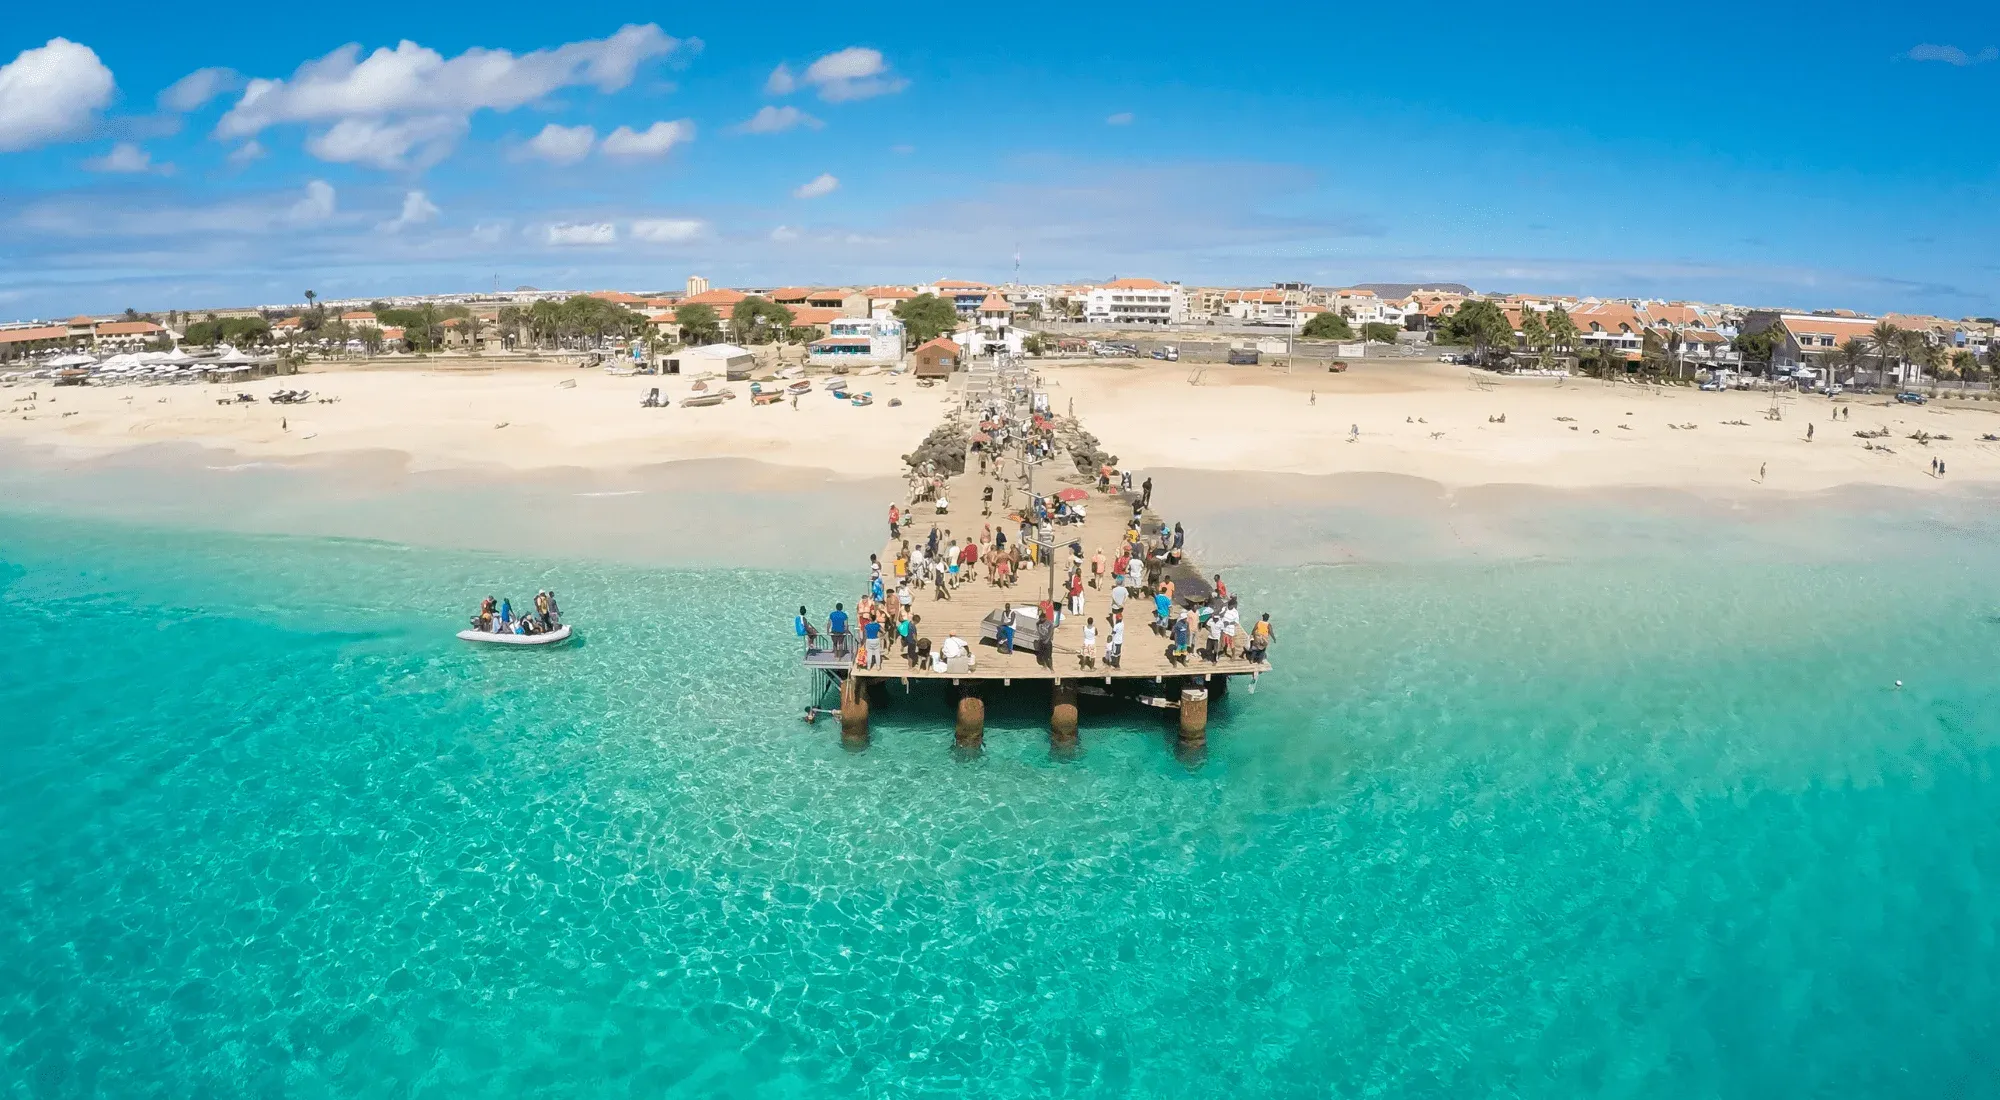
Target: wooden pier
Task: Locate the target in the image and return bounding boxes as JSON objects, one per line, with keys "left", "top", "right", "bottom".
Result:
{"left": 804, "top": 360, "right": 1268, "bottom": 755}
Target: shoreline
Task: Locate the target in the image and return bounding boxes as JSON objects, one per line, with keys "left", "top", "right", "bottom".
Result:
{"left": 4, "top": 433, "right": 1994, "bottom": 573}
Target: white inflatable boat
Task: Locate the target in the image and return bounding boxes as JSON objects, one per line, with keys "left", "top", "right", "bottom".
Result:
{"left": 457, "top": 624, "right": 573, "bottom": 645}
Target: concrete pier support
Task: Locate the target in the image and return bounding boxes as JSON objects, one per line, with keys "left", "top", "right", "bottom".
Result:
{"left": 1177, "top": 687, "right": 1209, "bottom": 750}
{"left": 839, "top": 676, "right": 870, "bottom": 747}
{"left": 955, "top": 687, "right": 985, "bottom": 754}
{"left": 1050, "top": 682, "right": 1079, "bottom": 755}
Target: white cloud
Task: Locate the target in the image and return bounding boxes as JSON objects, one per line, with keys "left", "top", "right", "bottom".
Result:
{"left": 768, "top": 47, "right": 906, "bottom": 103}
{"left": 1905, "top": 44, "right": 1999, "bottom": 66}
{"left": 733, "top": 105, "right": 820, "bottom": 134}
{"left": 288, "top": 179, "right": 337, "bottom": 223}
{"left": 158, "top": 67, "right": 240, "bottom": 113}
{"left": 769, "top": 225, "right": 799, "bottom": 242}
{"left": 227, "top": 139, "right": 265, "bottom": 165}
{"left": 305, "top": 115, "right": 464, "bottom": 169}
{"left": 214, "top": 25, "right": 688, "bottom": 167}
{"left": 600, "top": 119, "right": 694, "bottom": 158}
{"left": 792, "top": 172, "right": 839, "bottom": 199}
{"left": 84, "top": 142, "right": 156, "bottom": 173}
{"left": 522, "top": 122, "right": 594, "bottom": 164}
{"left": 630, "top": 217, "right": 705, "bottom": 243}
{"left": 547, "top": 222, "right": 615, "bottom": 245}
{"left": 379, "top": 189, "right": 439, "bottom": 231}
{"left": 0, "top": 38, "right": 117, "bottom": 152}
{"left": 1105, "top": 111, "right": 1134, "bottom": 125}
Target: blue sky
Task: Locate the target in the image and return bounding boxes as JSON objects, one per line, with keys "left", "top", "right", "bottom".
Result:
{"left": 2, "top": 2, "right": 1996, "bottom": 319}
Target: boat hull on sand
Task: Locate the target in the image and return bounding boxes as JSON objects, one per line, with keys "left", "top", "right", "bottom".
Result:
{"left": 458, "top": 625, "right": 573, "bottom": 645}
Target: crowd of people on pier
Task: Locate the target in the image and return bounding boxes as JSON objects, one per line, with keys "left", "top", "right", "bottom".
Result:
{"left": 796, "top": 404, "right": 1274, "bottom": 674}
{"left": 469, "top": 591, "right": 562, "bottom": 635}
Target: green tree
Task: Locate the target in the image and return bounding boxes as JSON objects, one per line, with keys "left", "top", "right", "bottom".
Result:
{"left": 1520, "top": 310, "right": 1550, "bottom": 362}
{"left": 1361, "top": 321, "right": 1399, "bottom": 343}
{"left": 1897, "top": 330, "right": 1929, "bottom": 386}
{"left": 1546, "top": 306, "right": 1578, "bottom": 365}
{"left": 357, "top": 326, "right": 385, "bottom": 355}
{"left": 1868, "top": 321, "right": 1902, "bottom": 387}
{"left": 1301, "top": 312, "right": 1353, "bottom": 340}
{"left": 1837, "top": 338, "right": 1869, "bottom": 385}
{"left": 730, "top": 296, "right": 794, "bottom": 344}
{"left": 1438, "top": 300, "right": 1515, "bottom": 365}
{"left": 895, "top": 293, "right": 960, "bottom": 346}
{"left": 1952, "top": 348, "right": 1981, "bottom": 384}
{"left": 496, "top": 305, "right": 524, "bottom": 350}
{"left": 675, "top": 303, "right": 722, "bottom": 346}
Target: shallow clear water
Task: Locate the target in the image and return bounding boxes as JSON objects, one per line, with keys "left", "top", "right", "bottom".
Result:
{"left": 3, "top": 505, "right": 1998, "bottom": 1097}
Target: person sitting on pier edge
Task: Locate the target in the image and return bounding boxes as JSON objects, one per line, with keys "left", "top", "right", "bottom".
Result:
{"left": 828, "top": 603, "right": 850, "bottom": 657}
{"left": 939, "top": 632, "right": 973, "bottom": 671}
{"left": 796, "top": 605, "right": 822, "bottom": 654}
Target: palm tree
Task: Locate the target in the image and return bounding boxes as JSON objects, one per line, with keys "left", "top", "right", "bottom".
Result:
{"left": 1837, "top": 338, "right": 1869, "bottom": 386}
{"left": 1893, "top": 330, "right": 1927, "bottom": 387}
{"left": 1546, "top": 307, "right": 1578, "bottom": 371}
{"left": 1868, "top": 321, "right": 1901, "bottom": 388}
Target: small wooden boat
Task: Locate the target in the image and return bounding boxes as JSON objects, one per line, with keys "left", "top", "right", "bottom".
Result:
{"left": 849, "top": 392, "right": 874, "bottom": 407}
{"left": 458, "top": 624, "right": 573, "bottom": 645}
{"left": 825, "top": 379, "right": 848, "bottom": 396}
{"left": 785, "top": 380, "right": 812, "bottom": 396}
{"left": 751, "top": 390, "right": 784, "bottom": 405}
{"left": 681, "top": 391, "right": 729, "bottom": 408}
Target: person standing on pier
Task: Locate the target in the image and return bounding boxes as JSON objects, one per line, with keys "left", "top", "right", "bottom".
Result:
{"left": 1107, "top": 613, "right": 1124, "bottom": 668}
{"left": 888, "top": 502, "right": 901, "bottom": 539}
{"left": 1080, "top": 617, "right": 1097, "bottom": 668}
{"left": 1000, "top": 605, "right": 1016, "bottom": 655}
{"left": 1141, "top": 476, "right": 1153, "bottom": 509}
{"left": 828, "top": 603, "right": 850, "bottom": 657}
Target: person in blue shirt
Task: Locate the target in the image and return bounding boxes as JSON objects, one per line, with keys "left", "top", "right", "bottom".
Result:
{"left": 863, "top": 617, "right": 882, "bottom": 668}
{"left": 870, "top": 574, "right": 884, "bottom": 601}
{"left": 499, "top": 598, "right": 512, "bottom": 628}
{"left": 1153, "top": 591, "right": 1171, "bottom": 633}
{"left": 828, "top": 603, "right": 850, "bottom": 656}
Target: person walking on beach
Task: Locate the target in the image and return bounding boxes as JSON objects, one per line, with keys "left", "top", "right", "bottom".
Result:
{"left": 1806, "top": 423, "right": 1814, "bottom": 442}
{"left": 1759, "top": 462, "right": 1766, "bottom": 482}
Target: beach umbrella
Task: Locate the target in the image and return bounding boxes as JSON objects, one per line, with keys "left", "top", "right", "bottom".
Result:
{"left": 1056, "top": 487, "right": 1088, "bottom": 502}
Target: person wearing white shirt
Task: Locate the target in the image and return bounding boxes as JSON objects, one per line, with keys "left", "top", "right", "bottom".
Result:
{"left": 1205, "top": 608, "right": 1225, "bottom": 663}
{"left": 1080, "top": 618, "right": 1097, "bottom": 669}
{"left": 1107, "top": 615, "right": 1124, "bottom": 668}
{"left": 939, "top": 632, "right": 974, "bottom": 670}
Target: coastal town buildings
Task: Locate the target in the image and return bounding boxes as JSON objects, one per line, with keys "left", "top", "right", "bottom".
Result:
{"left": 1083, "top": 279, "right": 1185, "bottom": 325}
{"left": 809, "top": 317, "right": 907, "bottom": 366}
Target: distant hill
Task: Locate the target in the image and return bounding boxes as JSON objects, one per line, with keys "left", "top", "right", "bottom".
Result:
{"left": 1350, "top": 282, "right": 1475, "bottom": 298}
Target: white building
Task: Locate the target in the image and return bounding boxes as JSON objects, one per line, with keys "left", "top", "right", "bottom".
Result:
{"left": 1085, "top": 278, "right": 1186, "bottom": 325}
{"left": 809, "top": 317, "right": 906, "bottom": 366}
{"left": 954, "top": 292, "right": 1025, "bottom": 356}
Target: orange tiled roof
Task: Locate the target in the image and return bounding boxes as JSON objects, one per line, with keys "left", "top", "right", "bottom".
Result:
{"left": 787, "top": 307, "right": 843, "bottom": 325}
{"left": 915, "top": 336, "right": 960, "bottom": 353}
{"left": 0, "top": 325, "right": 69, "bottom": 344}
{"left": 865, "top": 286, "right": 917, "bottom": 298}
{"left": 1101, "top": 278, "right": 1167, "bottom": 290}
{"left": 95, "top": 320, "right": 165, "bottom": 335}
{"left": 680, "top": 289, "right": 749, "bottom": 307}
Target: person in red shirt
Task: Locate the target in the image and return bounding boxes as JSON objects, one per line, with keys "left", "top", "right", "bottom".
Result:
{"left": 1068, "top": 571, "right": 1084, "bottom": 615}
{"left": 888, "top": 503, "right": 901, "bottom": 539}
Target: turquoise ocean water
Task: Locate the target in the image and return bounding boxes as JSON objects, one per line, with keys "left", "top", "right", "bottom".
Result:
{"left": 3, "top": 500, "right": 1998, "bottom": 1097}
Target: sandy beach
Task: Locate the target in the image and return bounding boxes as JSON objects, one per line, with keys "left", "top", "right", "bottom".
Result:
{"left": 4, "top": 356, "right": 1994, "bottom": 495}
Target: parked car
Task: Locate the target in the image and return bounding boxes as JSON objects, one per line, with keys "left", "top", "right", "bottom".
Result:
{"left": 1699, "top": 381, "right": 1722, "bottom": 391}
{"left": 1895, "top": 391, "right": 1928, "bottom": 405}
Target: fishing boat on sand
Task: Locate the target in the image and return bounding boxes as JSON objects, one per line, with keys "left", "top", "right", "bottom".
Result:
{"left": 681, "top": 391, "right": 730, "bottom": 407}
{"left": 850, "top": 392, "right": 874, "bottom": 407}
{"left": 458, "top": 624, "right": 573, "bottom": 645}
{"left": 785, "top": 379, "right": 812, "bottom": 396}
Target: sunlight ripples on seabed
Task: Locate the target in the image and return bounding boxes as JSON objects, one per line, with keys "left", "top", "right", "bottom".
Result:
{"left": 2, "top": 508, "right": 1998, "bottom": 1097}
